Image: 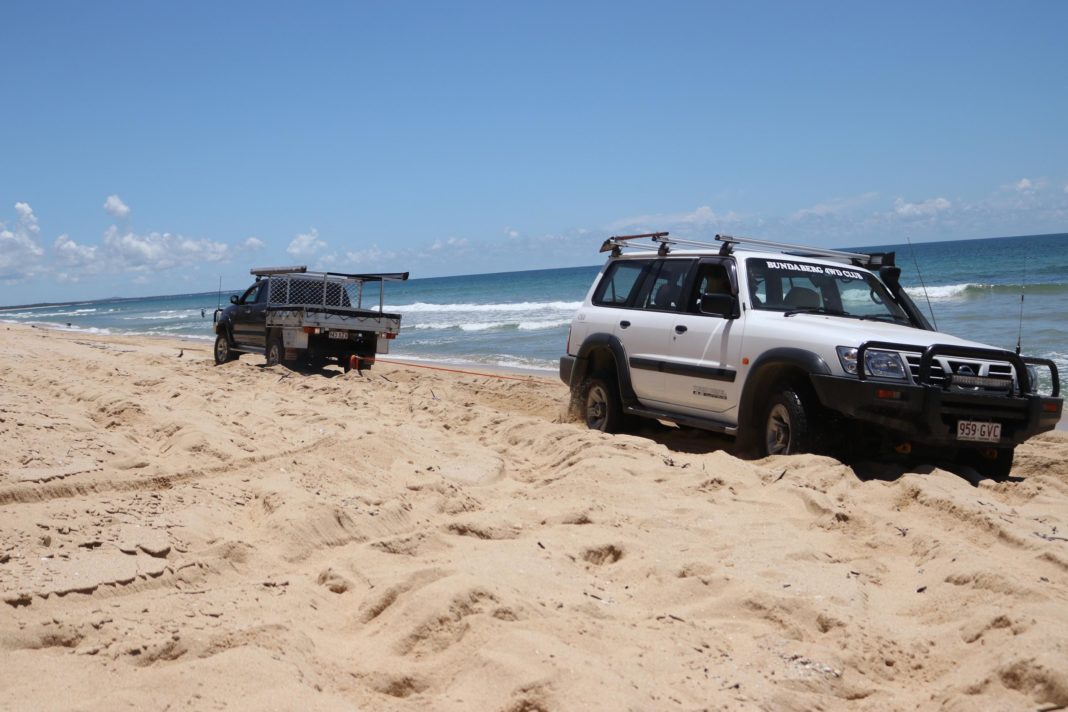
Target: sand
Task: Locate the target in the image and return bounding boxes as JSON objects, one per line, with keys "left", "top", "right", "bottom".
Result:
{"left": 1, "top": 322, "right": 1066, "bottom": 711}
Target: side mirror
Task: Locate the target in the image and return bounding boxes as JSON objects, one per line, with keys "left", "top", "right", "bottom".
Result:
{"left": 699, "top": 293, "right": 737, "bottom": 318}
{"left": 230, "top": 294, "right": 239, "bottom": 304}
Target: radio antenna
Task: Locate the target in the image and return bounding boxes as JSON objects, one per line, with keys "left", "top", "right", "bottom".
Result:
{"left": 905, "top": 233, "right": 937, "bottom": 330}
{"left": 1015, "top": 256, "right": 1027, "bottom": 355}
{"left": 217, "top": 275, "right": 222, "bottom": 309}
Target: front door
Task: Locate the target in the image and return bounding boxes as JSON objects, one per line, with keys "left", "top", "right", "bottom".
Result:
{"left": 232, "top": 282, "right": 268, "bottom": 347}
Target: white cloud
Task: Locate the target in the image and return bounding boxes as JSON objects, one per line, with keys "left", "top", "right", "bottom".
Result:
{"left": 790, "top": 192, "right": 879, "bottom": 221}
{"left": 242, "top": 237, "right": 265, "bottom": 250}
{"left": 103, "top": 194, "right": 131, "bottom": 219}
{"left": 430, "top": 236, "right": 469, "bottom": 251}
{"left": 343, "top": 245, "right": 399, "bottom": 266}
{"left": 286, "top": 228, "right": 326, "bottom": 257}
{"left": 53, "top": 234, "right": 98, "bottom": 265}
{"left": 893, "top": 197, "right": 951, "bottom": 217}
{"left": 101, "top": 226, "right": 231, "bottom": 272}
{"left": 14, "top": 202, "right": 40, "bottom": 235}
{"left": 0, "top": 203, "right": 46, "bottom": 282}
{"left": 607, "top": 205, "right": 741, "bottom": 233}
{"left": 1016, "top": 178, "right": 1033, "bottom": 192}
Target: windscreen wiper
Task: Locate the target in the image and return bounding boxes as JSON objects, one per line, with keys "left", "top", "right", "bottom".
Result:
{"left": 856, "top": 313, "right": 911, "bottom": 324}
{"left": 783, "top": 306, "right": 849, "bottom": 318}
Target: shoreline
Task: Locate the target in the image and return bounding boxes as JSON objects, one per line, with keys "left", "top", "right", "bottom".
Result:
{"left": 4, "top": 321, "right": 560, "bottom": 378}
{"left": 7, "top": 321, "right": 1063, "bottom": 429}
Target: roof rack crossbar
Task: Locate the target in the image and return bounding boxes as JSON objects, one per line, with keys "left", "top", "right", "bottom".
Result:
{"left": 714, "top": 234, "right": 869, "bottom": 262}
{"left": 600, "top": 232, "right": 669, "bottom": 254}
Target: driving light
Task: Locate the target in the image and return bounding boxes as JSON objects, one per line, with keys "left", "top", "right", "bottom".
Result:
{"left": 1025, "top": 365, "right": 1039, "bottom": 394}
{"left": 836, "top": 346, "right": 907, "bottom": 380}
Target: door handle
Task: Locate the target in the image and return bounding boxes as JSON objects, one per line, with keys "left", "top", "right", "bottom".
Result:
{"left": 675, "top": 325, "right": 688, "bottom": 334}
{"left": 619, "top": 320, "right": 631, "bottom": 329}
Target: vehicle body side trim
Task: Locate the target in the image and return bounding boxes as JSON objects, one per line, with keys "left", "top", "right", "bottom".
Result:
{"left": 629, "top": 356, "right": 737, "bottom": 382}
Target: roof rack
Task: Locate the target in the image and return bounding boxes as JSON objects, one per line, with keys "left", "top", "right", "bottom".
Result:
{"left": 251, "top": 265, "right": 409, "bottom": 282}
{"left": 251, "top": 265, "right": 308, "bottom": 276}
{"left": 599, "top": 232, "right": 894, "bottom": 269}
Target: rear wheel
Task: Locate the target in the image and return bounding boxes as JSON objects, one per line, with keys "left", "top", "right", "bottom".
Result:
{"left": 265, "top": 332, "right": 285, "bottom": 366}
{"left": 762, "top": 386, "right": 816, "bottom": 456}
{"left": 581, "top": 373, "right": 626, "bottom": 433}
{"left": 213, "top": 333, "right": 236, "bottom": 365}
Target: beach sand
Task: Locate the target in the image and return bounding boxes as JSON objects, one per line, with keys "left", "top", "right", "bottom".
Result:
{"left": 1, "top": 322, "right": 1066, "bottom": 711}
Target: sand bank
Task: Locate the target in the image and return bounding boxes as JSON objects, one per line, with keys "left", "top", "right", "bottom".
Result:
{"left": 1, "top": 323, "right": 1066, "bottom": 711}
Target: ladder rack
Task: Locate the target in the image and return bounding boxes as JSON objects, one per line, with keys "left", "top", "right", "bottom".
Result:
{"left": 599, "top": 232, "right": 894, "bottom": 269}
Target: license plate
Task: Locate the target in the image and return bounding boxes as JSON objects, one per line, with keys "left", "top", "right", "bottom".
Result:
{"left": 957, "top": 420, "right": 1001, "bottom": 443}
{"left": 328, "top": 330, "right": 349, "bottom": 340}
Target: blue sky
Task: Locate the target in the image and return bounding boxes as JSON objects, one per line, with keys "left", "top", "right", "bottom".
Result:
{"left": 2, "top": 1, "right": 1066, "bottom": 303}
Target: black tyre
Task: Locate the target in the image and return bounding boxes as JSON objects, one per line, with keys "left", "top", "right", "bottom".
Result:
{"left": 341, "top": 355, "right": 352, "bottom": 373}
{"left": 761, "top": 386, "right": 816, "bottom": 456}
{"left": 581, "top": 373, "right": 626, "bottom": 434}
{"left": 265, "top": 331, "right": 285, "bottom": 367}
{"left": 966, "top": 446, "right": 1015, "bottom": 480}
{"left": 213, "top": 333, "right": 236, "bottom": 365}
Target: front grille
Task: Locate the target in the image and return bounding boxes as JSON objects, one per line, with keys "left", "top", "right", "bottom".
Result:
{"left": 904, "top": 353, "right": 1016, "bottom": 393}
{"left": 905, "top": 354, "right": 947, "bottom": 386}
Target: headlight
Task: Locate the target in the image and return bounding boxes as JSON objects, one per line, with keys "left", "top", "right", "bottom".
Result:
{"left": 836, "top": 346, "right": 907, "bottom": 379}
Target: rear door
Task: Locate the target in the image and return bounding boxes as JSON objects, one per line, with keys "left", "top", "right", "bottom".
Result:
{"left": 617, "top": 258, "right": 696, "bottom": 406}
{"left": 660, "top": 258, "right": 745, "bottom": 417}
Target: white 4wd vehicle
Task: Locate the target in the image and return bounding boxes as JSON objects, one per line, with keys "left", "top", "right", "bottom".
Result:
{"left": 560, "top": 233, "right": 1063, "bottom": 478}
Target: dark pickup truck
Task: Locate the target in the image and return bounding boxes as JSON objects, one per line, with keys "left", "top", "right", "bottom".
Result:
{"left": 213, "top": 265, "right": 408, "bottom": 372}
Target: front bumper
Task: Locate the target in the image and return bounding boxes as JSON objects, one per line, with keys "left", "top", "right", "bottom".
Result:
{"left": 810, "top": 374, "right": 1063, "bottom": 448}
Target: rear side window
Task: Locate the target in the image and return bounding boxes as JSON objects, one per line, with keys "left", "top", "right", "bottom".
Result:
{"left": 593, "top": 260, "right": 651, "bottom": 306}
{"left": 637, "top": 259, "right": 694, "bottom": 311}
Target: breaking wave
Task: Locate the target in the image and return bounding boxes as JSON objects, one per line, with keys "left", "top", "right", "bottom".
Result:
{"left": 905, "top": 282, "right": 1068, "bottom": 300}
{"left": 388, "top": 301, "right": 582, "bottom": 313}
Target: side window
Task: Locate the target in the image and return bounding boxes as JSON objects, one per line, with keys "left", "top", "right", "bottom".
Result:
{"left": 688, "top": 262, "right": 732, "bottom": 313}
{"left": 638, "top": 259, "right": 693, "bottom": 312}
{"left": 592, "top": 260, "right": 650, "bottom": 306}
{"left": 252, "top": 282, "right": 268, "bottom": 304}
{"left": 239, "top": 283, "right": 260, "bottom": 304}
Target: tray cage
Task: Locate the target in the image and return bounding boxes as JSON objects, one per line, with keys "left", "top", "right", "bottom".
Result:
{"left": 267, "top": 275, "right": 364, "bottom": 310}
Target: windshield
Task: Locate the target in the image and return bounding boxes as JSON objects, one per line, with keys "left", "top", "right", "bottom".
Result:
{"left": 745, "top": 257, "right": 910, "bottom": 323}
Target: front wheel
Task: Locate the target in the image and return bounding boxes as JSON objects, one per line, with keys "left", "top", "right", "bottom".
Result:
{"left": 213, "top": 333, "right": 236, "bottom": 365}
{"left": 761, "top": 386, "right": 816, "bottom": 456}
{"left": 964, "top": 446, "right": 1015, "bottom": 480}
{"left": 581, "top": 373, "right": 627, "bottom": 434}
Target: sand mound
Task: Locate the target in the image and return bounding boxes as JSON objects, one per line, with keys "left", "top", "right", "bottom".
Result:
{"left": 1, "top": 323, "right": 1066, "bottom": 710}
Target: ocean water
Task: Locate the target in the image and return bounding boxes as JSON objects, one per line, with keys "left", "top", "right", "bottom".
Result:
{"left": 2, "top": 234, "right": 1065, "bottom": 377}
